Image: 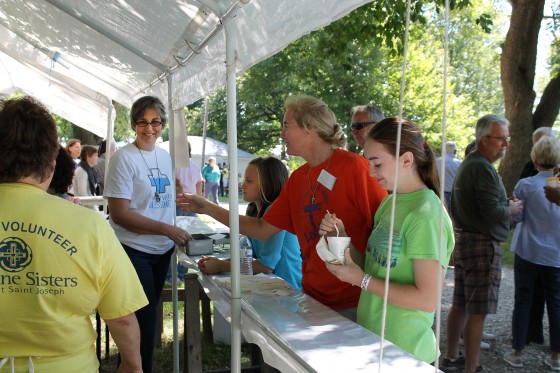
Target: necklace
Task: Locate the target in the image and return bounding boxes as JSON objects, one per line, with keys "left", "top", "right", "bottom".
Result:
{"left": 307, "top": 149, "right": 334, "bottom": 205}
{"left": 134, "top": 141, "right": 161, "bottom": 203}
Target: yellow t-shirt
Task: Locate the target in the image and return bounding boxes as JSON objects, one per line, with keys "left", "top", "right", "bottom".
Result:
{"left": 0, "top": 183, "right": 148, "bottom": 372}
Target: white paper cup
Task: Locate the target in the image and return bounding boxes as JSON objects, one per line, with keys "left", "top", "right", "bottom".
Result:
{"left": 547, "top": 178, "right": 559, "bottom": 188}
{"left": 327, "top": 237, "right": 351, "bottom": 264}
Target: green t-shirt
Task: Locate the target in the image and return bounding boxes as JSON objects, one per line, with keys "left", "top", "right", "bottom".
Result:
{"left": 357, "top": 189, "right": 454, "bottom": 363}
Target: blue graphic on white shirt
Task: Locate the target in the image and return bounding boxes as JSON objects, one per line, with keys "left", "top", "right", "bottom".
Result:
{"left": 148, "top": 168, "right": 172, "bottom": 208}
{"left": 148, "top": 168, "right": 170, "bottom": 194}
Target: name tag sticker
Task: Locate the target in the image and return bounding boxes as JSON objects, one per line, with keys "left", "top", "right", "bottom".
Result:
{"left": 318, "top": 169, "right": 336, "bottom": 190}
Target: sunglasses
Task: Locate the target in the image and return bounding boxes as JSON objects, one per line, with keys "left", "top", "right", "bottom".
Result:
{"left": 351, "top": 121, "right": 375, "bottom": 130}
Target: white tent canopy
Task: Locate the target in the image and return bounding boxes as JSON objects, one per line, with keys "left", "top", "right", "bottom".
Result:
{"left": 0, "top": 0, "right": 370, "bottom": 115}
{"left": 0, "top": 24, "right": 114, "bottom": 137}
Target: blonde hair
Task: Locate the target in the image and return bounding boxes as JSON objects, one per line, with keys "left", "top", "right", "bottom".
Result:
{"left": 531, "top": 136, "right": 560, "bottom": 169}
{"left": 284, "top": 95, "right": 346, "bottom": 148}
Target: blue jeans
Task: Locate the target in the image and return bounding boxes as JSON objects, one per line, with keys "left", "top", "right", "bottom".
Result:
{"left": 444, "top": 191, "right": 452, "bottom": 209}
{"left": 512, "top": 254, "right": 560, "bottom": 352}
{"left": 121, "top": 244, "right": 173, "bottom": 373}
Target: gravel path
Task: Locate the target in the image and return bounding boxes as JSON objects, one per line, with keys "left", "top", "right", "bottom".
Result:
{"left": 439, "top": 265, "right": 553, "bottom": 372}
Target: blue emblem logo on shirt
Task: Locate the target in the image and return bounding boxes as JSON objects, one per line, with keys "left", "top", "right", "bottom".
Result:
{"left": 0, "top": 237, "right": 32, "bottom": 272}
{"left": 148, "top": 168, "right": 170, "bottom": 194}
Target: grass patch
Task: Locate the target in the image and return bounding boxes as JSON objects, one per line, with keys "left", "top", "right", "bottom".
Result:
{"left": 98, "top": 301, "right": 253, "bottom": 372}
{"left": 501, "top": 229, "right": 515, "bottom": 267}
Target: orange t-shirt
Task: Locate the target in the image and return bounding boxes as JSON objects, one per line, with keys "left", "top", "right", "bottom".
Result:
{"left": 264, "top": 149, "right": 387, "bottom": 309}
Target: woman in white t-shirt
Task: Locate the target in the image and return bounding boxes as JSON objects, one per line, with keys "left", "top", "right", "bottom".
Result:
{"left": 104, "top": 96, "right": 190, "bottom": 373}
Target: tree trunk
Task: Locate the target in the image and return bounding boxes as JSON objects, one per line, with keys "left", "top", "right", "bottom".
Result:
{"left": 499, "top": 0, "right": 544, "bottom": 195}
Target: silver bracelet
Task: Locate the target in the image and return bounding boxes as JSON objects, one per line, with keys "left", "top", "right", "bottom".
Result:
{"left": 360, "top": 274, "right": 372, "bottom": 290}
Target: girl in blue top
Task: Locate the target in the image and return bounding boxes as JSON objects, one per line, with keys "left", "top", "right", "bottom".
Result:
{"left": 197, "top": 157, "right": 302, "bottom": 289}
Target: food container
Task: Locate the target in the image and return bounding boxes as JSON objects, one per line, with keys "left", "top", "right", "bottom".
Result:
{"left": 210, "top": 233, "right": 230, "bottom": 245}
{"left": 183, "top": 233, "right": 213, "bottom": 255}
{"left": 547, "top": 176, "right": 559, "bottom": 188}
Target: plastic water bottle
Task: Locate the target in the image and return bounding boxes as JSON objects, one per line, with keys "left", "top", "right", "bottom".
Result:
{"left": 239, "top": 235, "right": 253, "bottom": 275}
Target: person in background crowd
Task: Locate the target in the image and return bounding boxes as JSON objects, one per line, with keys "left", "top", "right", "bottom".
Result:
{"left": 94, "top": 139, "right": 117, "bottom": 195}
{"left": 73, "top": 145, "right": 100, "bottom": 200}
{"left": 179, "top": 95, "right": 387, "bottom": 321}
{"left": 319, "top": 117, "right": 454, "bottom": 364}
{"left": 454, "top": 141, "right": 501, "bottom": 352}
{"left": 222, "top": 164, "right": 229, "bottom": 197}
{"left": 197, "top": 157, "right": 302, "bottom": 290}
{"left": 442, "top": 114, "right": 523, "bottom": 373}
{"left": 48, "top": 146, "right": 80, "bottom": 204}
{"left": 464, "top": 140, "right": 476, "bottom": 158}
{"left": 436, "top": 141, "right": 462, "bottom": 208}
{"left": 350, "top": 104, "right": 384, "bottom": 149}
{"left": 503, "top": 136, "right": 560, "bottom": 370}
{"left": 218, "top": 162, "right": 224, "bottom": 197}
{"left": 104, "top": 95, "right": 191, "bottom": 373}
{"left": 0, "top": 96, "right": 147, "bottom": 373}
{"left": 175, "top": 141, "right": 203, "bottom": 216}
{"left": 237, "top": 173, "right": 243, "bottom": 196}
{"left": 519, "top": 127, "right": 555, "bottom": 180}
{"left": 65, "top": 138, "right": 81, "bottom": 168}
{"left": 517, "top": 126, "right": 555, "bottom": 346}
{"left": 167, "top": 141, "right": 203, "bottom": 284}
{"left": 201, "top": 156, "right": 221, "bottom": 204}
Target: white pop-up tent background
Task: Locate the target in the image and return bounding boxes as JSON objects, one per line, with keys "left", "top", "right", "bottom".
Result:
{"left": 159, "top": 136, "right": 257, "bottom": 178}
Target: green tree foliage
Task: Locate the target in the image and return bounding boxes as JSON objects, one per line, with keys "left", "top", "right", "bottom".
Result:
{"left": 113, "top": 103, "right": 134, "bottom": 142}
{"left": 53, "top": 114, "right": 73, "bottom": 145}
{"left": 185, "top": 0, "right": 504, "bottom": 160}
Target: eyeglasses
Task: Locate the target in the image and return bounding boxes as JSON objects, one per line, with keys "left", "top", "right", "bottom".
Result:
{"left": 485, "top": 135, "right": 510, "bottom": 143}
{"left": 351, "top": 121, "right": 376, "bottom": 130}
{"left": 136, "top": 119, "right": 163, "bottom": 127}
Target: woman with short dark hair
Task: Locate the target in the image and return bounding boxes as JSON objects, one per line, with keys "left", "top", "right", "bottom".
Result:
{"left": 104, "top": 95, "right": 191, "bottom": 373}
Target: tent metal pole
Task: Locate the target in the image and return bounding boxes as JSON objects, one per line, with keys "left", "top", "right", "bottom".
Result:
{"left": 144, "top": 0, "right": 250, "bottom": 91}
{"left": 167, "top": 74, "right": 180, "bottom": 373}
{"left": 201, "top": 97, "right": 209, "bottom": 170}
{"left": 102, "top": 102, "right": 114, "bottom": 215}
{"left": 224, "top": 18, "right": 242, "bottom": 373}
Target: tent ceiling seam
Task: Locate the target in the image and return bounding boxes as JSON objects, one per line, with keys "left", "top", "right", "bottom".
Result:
{"left": 142, "top": 0, "right": 246, "bottom": 93}
{"left": 43, "top": 0, "right": 167, "bottom": 71}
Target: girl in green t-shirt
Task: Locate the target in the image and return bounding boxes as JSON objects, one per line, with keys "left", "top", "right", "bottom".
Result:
{"left": 318, "top": 117, "right": 454, "bottom": 363}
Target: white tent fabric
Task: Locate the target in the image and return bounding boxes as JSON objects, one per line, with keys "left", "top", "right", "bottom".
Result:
{"left": 0, "top": 0, "right": 370, "bottom": 116}
{"left": 0, "top": 25, "right": 114, "bottom": 137}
